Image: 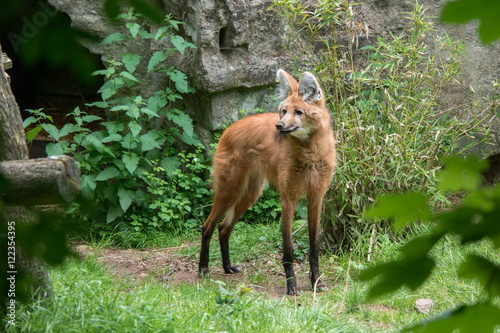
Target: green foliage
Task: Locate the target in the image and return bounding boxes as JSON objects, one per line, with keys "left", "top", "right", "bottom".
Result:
{"left": 272, "top": 1, "right": 494, "bottom": 250}
{"left": 441, "top": 0, "right": 500, "bottom": 45}
{"left": 127, "top": 151, "right": 211, "bottom": 233}
{"left": 35, "top": 9, "right": 204, "bottom": 231}
{"left": 361, "top": 156, "right": 500, "bottom": 332}
{"left": 214, "top": 280, "right": 252, "bottom": 305}
{"left": 244, "top": 185, "right": 282, "bottom": 223}
{"left": 22, "top": 108, "right": 54, "bottom": 144}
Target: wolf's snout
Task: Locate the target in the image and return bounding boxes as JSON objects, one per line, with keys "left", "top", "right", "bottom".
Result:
{"left": 275, "top": 121, "right": 285, "bottom": 131}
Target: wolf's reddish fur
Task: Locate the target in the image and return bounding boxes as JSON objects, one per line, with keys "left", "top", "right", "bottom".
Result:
{"left": 199, "top": 69, "right": 336, "bottom": 295}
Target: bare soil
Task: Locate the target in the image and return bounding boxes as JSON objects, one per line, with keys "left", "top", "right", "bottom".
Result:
{"left": 74, "top": 242, "right": 316, "bottom": 297}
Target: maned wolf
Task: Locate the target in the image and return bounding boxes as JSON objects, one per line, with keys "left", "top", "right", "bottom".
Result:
{"left": 198, "top": 69, "right": 336, "bottom": 295}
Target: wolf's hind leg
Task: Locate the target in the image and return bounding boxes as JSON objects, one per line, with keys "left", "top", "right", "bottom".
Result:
{"left": 219, "top": 172, "right": 265, "bottom": 274}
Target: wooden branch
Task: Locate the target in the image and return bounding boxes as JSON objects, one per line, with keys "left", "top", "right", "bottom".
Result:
{"left": 2, "top": 53, "right": 12, "bottom": 69}
{"left": 2, "top": 52, "right": 12, "bottom": 83}
{"left": 0, "top": 155, "right": 81, "bottom": 206}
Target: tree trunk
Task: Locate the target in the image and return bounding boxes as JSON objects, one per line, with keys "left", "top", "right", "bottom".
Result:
{"left": 0, "top": 43, "right": 51, "bottom": 299}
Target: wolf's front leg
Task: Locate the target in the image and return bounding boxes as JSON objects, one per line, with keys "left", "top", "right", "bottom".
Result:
{"left": 307, "top": 192, "right": 327, "bottom": 291}
{"left": 281, "top": 198, "right": 299, "bottom": 295}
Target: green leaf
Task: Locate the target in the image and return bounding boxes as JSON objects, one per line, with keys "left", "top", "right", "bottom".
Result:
{"left": 101, "top": 133, "right": 122, "bottom": 143}
{"left": 81, "top": 174, "right": 96, "bottom": 200}
{"left": 82, "top": 115, "right": 103, "bottom": 123}
{"left": 161, "top": 156, "right": 181, "bottom": 178}
{"left": 168, "top": 70, "right": 189, "bottom": 93}
{"left": 458, "top": 255, "right": 500, "bottom": 298}
{"left": 23, "top": 116, "right": 38, "bottom": 128}
{"left": 83, "top": 135, "right": 105, "bottom": 153}
{"left": 26, "top": 127, "right": 42, "bottom": 143}
{"left": 438, "top": 156, "right": 488, "bottom": 193}
{"left": 365, "top": 191, "right": 431, "bottom": 228}
{"left": 126, "top": 22, "right": 141, "bottom": 38}
{"left": 117, "top": 187, "right": 135, "bottom": 212}
{"left": 148, "top": 51, "right": 167, "bottom": 72}
{"left": 103, "top": 184, "right": 118, "bottom": 204}
{"left": 103, "top": 121, "right": 125, "bottom": 134}
{"left": 441, "top": 0, "right": 500, "bottom": 44}
{"left": 42, "top": 123, "right": 61, "bottom": 140}
{"left": 148, "top": 94, "right": 168, "bottom": 112}
{"left": 128, "top": 121, "right": 142, "bottom": 137}
{"left": 172, "top": 111, "right": 194, "bottom": 136}
{"left": 121, "top": 132, "right": 138, "bottom": 150}
{"left": 168, "top": 19, "right": 182, "bottom": 31}
{"left": 123, "top": 153, "right": 140, "bottom": 174}
{"left": 99, "top": 78, "right": 124, "bottom": 100}
{"left": 120, "top": 71, "right": 140, "bottom": 83}
{"left": 59, "top": 123, "right": 82, "bottom": 137}
{"left": 139, "top": 30, "right": 155, "bottom": 39}
{"left": 107, "top": 204, "right": 124, "bottom": 223}
{"left": 86, "top": 101, "right": 109, "bottom": 109}
{"left": 45, "top": 143, "right": 63, "bottom": 156}
{"left": 404, "top": 303, "right": 500, "bottom": 333}
{"left": 155, "top": 26, "right": 169, "bottom": 40}
{"left": 170, "top": 35, "right": 195, "bottom": 55}
{"left": 359, "top": 256, "right": 435, "bottom": 300}
{"left": 140, "top": 132, "right": 161, "bottom": 151}
{"left": 140, "top": 107, "right": 160, "bottom": 119}
{"left": 126, "top": 105, "right": 141, "bottom": 119}
{"left": 101, "top": 32, "right": 124, "bottom": 44}
{"left": 399, "top": 235, "right": 438, "bottom": 260}
{"left": 180, "top": 132, "right": 201, "bottom": 146}
{"left": 110, "top": 105, "right": 129, "bottom": 112}
{"left": 122, "top": 53, "right": 142, "bottom": 74}
{"left": 95, "top": 167, "right": 120, "bottom": 181}
{"left": 91, "top": 69, "right": 108, "bottom": 77}
{"left": 87, "top": 151, "right": 103, "bottom": 167}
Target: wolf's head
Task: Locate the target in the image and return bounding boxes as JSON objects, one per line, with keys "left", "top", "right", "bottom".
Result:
{"left": 275, "top": 69, "right": 328, "bottom": 141}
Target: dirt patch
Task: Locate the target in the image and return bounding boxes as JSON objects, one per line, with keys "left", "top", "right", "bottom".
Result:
{"left": 73, "top": 242, "right": 315, "bottom": 297}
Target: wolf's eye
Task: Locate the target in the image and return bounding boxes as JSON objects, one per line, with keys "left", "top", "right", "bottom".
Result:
{"left": 295, "top": 110, "right": 304, "bottom": 116}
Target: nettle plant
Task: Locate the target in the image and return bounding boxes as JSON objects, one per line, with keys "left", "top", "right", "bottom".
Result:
{"left": 273, "top": 1, "right": 495, "bottom": 250}
{"left": 42, "top": 9, "right": 209, "bottom": 230}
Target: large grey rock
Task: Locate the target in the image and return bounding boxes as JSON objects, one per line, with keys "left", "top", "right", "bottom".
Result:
{"left": 48, "top": 0, "right": 285, "bottom": 131}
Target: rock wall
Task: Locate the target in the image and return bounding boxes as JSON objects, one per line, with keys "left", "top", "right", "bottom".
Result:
{"left": 47, "top": 0, "right": 500, "bottom": 153}
{"left": 47, "top": 0, "right": 285, "bottom": 131}
{"left": 356, "top": 0, "right": 500, "bottom": 156}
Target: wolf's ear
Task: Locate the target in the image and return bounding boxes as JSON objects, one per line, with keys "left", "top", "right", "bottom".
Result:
{"left": 298, "top": 72, "right": 322, "bottom": 104}
{"left": 276, "top": 69, "right": 297, "bottom": 101}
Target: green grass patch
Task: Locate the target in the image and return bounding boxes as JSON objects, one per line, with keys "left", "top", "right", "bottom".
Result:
{"left": 4, "top": 222, "right": 495, "bottom": 332}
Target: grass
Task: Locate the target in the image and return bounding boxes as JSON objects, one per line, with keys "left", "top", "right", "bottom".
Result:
{"left": 4, "top": 221, "right": 496, "bottom": 332}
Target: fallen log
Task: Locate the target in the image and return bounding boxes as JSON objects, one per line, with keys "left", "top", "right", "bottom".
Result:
{"left": 0, "top": 155, "right": 81, "bottom": 206}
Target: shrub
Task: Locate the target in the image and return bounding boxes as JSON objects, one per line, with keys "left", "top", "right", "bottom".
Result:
{"left": 272, "top": 0, "right": 495, "bottom": 251}
{"left": 28, "top": 9, "right": 211, "bottom": 234}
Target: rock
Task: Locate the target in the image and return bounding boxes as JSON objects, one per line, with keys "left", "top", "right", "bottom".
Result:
{"left": 414, "top": 298, "right": 434, "bottom": 314}
{"left": 48, "top": 0, "right": 287, "bottom": 131}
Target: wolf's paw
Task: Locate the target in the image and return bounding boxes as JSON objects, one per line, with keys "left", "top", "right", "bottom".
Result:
{"left": 223, "top": 265, "right": 240, "bottom": 274}
{"left": 199, "top": 267, "right": 210, "bottom": 278}
{"left": 286, "top": 286, "right": 301, "bottom": 296}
